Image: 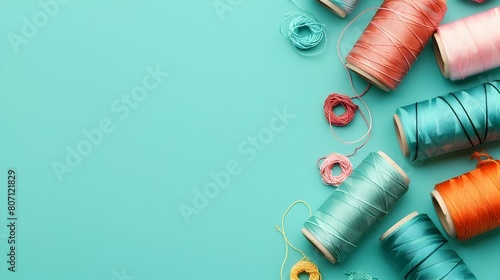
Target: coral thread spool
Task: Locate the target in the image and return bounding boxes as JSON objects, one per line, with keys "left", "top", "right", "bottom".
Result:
{"left": 302, "top": 151, "right": 409, "bottom": 263}
{"left": 345, "top": 0, "right": 447, "bottom": 91}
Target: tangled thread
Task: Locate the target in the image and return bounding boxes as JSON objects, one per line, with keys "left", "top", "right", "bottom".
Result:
{"left": 280, "top": 0, "right": 327, "bottom": 56}
{"left": 317, "top": 153, "right": 353, "bottom": 186}
{"left": 324, "top": 94, "right": 358, "bottom": 126}
{"left": 290, "top": 261, "right": 321, "bottom": 280}
{"left": 318, "top": 91, "right": 371, "bottom": 186}
{"left": 324, "top": 89, "right": 371, "bottom": 147}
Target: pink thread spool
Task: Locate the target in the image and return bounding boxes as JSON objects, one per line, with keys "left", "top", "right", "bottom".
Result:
{"left": 433, "top": 7, "right": 500, "bottom": 80}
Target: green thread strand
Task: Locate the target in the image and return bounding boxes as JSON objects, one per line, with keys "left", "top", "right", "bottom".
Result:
{"left": 304, "top": 152, "right": 409, "bottom": 263}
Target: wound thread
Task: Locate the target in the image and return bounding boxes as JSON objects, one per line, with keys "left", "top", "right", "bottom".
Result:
{"left": 381, "top": 213, "right": 477, "bottom": 279}
{"left": 304, "top": 152, "right": 409, "bottom": 263}
{"left": 317, "top": 153, "right": 353, "bottom": 187}
{"left": 433, "top": 151, "right": 500, "bottom": 240}
{"left": 345, "top": 0, "right": 447, "bottom": 91}
{"left": 394, "top": 80, "right": 500, "bottom": 161}
{"left": 434, "top": 7, "right": 500, "bottom": 80}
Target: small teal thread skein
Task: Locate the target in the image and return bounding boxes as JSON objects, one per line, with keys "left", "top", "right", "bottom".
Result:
{"left": 280, "top": 0, "right": 327, "bottom": 56}
{"left": 302, "top": 152, "right": 409, "bottom": 263}
{"left": 381, "top": 213, "right": 476, "bottom": 280}
{"left": 394, "top": 80, "right": 500, "bottom": 161}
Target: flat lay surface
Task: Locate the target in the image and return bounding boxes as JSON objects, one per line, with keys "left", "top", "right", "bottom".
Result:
{"left": 0, "top": 0, "right": 499, "bottom": 279}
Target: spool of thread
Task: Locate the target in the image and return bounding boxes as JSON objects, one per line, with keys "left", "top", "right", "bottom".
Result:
{"left": 394, "top": 81, "right": 500, "bottom": 161}
{"left": 433, "top": 7, "right": 500, "bottom": 80}
{"left": 345, "top": 0, "right": 447, "bottom": 91}
{"left": 317, "top": 0, "right": 359, "bottom": 18}
{"left": 432, "top": 151, "right": 500, "bottom": 240}
{"left": 302, "top": 151, "right": 410, "bottom": 263}
{"left": 380, "top": 212, "right": 477, "bottom": 279}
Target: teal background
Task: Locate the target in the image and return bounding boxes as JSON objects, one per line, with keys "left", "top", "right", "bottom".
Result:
{"left": 0, "top": 0, "right": 499, "bottom": 279}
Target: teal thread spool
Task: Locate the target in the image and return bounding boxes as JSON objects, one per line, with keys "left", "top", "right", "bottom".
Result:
{"left": 317, "top": 0, "right": 359, "bottom": 18}
{"left": 394, "top": 81, "right": 500, "bottom": 161}
{"left": 302, "top": 151, "right": 410, "bottom": 263}
{"left": 380, "top": 212, "right": 477, "bottom": 280}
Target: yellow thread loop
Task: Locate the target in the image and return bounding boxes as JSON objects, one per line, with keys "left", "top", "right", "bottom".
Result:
{"left": 276, "top": 200, "right": 322, "bottom": 280}
{"left": 290, "top": 260, "right": 321, "bottom": 280}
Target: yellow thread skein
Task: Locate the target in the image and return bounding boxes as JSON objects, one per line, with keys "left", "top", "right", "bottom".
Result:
{"left": 290, "top": 260, "right": 321, "bottom": 280}
{"left": 276, "top": 200, "right": 322, "bottom": 280}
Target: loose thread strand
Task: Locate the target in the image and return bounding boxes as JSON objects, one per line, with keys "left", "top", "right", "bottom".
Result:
{"left": 276, "top": 200, "right": 321, "bottom": 280}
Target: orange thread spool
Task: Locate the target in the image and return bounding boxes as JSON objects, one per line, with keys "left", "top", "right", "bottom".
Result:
{"left": 432, "top": 152, "right": 500, "bottom": 240}
{"left": 345, "top": 0, "right": 447, "bottom": 91}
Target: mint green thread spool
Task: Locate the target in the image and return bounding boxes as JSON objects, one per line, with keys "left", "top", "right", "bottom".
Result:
{"left": 302, "top": 151, "right": 410, "bottom": 263}
{"left": 380, "top": 212, "right": 477, "bottom": 280}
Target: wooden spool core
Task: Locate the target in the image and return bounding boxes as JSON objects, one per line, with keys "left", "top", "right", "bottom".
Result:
{"left": 393, "top": 114, "right": 409, "bottom": 157}
{"left": 346, "top": 62, "right": 391, "bottom": 92}
{"left": 431, "top": 190, "right": 457, "bottom": 238}
{"left": 301, "top": 228, "right": 337, "bottom": 264}
{"left": 380, "top": 211, "right": 419, "bottom": 241}
{"left": 433, "top": 33, "right": 450, "bottom": 78}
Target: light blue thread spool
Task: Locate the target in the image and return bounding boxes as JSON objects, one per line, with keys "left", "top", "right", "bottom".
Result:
{"left": 302, "top": 151, "right": 410, "bottom": 263}
{"left": 380, "top": 212, "right": 477, "bottom": 280}
{"left": 317, "top": 0, "right": 359, "bottom": 18}
{"left": 394, "top": 80, "right": 500, "bottom": 161}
